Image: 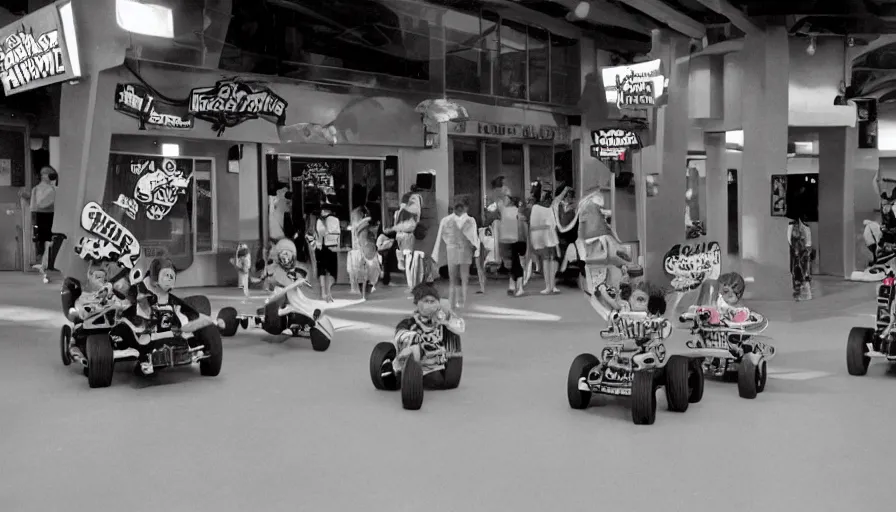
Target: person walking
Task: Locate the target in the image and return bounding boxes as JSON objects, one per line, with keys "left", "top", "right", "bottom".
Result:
{"left": 788, "top": 215, "right": 813, "bottom": 301}
{"left": 529, "top": 192, "right": 560, "bottom": 294}
{"left": 432, "top": 197, "right": 479, "bottom": 308}
{"left": 20, "top": 166, "right": 57, "bottom": 283}
{"left": 313, "top": 199, "right": 341, "bottom": 302}
{"left": 496, "top": 196, "right": 528, "bottom": 297}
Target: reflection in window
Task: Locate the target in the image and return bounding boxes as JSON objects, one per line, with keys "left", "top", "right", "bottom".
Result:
{"left": 445, "top": 10, "right": 493, "bottom": 94}
{"left": 528, "top": 27, "right": 549, "bottom": 103}
{"left": 551, "top": 35, "right": 580, "bottom": 105}
{"left": 499, "top": 18, "right": 527, "bottom": 99}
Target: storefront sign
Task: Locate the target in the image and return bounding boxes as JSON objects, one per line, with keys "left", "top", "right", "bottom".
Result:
{"left": 663, "top": 241, "right": 722, "bottom": 292}
{"left": 450, "top": 121, "right": 570, "bottom": 145}
{"left": 590, "top": 129, "right": 641, "bottom": 160}
{"left": 601, "top": 59, "right": 665, "bottom": 109}
{"left": 188, "top": 79, "right": 288, "bottom": 136}
{"left": 114, "top": 83, "right": 194, "bottom": 130}
{"left": 75, "top": 202, "right": 141, "bottom": 268}
{"left": 0, "top": 2, "right": 81, "bottom": 95}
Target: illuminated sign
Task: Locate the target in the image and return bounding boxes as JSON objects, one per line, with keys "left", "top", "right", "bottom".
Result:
{"left": 601, "top": 59, "right": 665, "bottom": 109}
{"left": 590, "top": 129, "right": 642, "bottom": 160}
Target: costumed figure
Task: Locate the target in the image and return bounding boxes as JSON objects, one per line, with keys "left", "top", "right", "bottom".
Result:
{"left": 391, "top": 283, "right": 465, "bottom": 378}
{"left": 387, "top": 188, "right": 425, "bottom": 290}
{"left": 347, "top": 206, "right": 382, "bottom": 299}
{"left": 261, "top": 238, "right": 310, "bottom": 291}
{"left": 788, "top": 217, "right": 813, "bottom": 301}
{"left": 684, "top": 167, "right": 706, "bottom": 240}
{"left": 230, "top": 243, "right": 260, "bottom": 303}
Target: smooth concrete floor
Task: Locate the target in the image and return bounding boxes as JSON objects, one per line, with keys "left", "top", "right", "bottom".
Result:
{"left": 1, "top": 277, "right": 892, "bottom": 512}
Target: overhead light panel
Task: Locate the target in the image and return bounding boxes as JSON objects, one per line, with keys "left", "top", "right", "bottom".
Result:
{"left": 116, "top": 0, "right": 174, "bottom": 39}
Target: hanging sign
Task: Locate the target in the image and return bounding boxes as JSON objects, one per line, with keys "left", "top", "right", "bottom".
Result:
{"left": 0, "top": 2, "right": 82, "bottom": 96}
{"left": 601, "top": 59, "right": 665, "bottom": 109}
{"left": 188, "top": 79, "right": 288, "bottom": 136}
{"left": 113, "top": 83, "right": 194, "bottom": 130}
{"left": 663, "top": 241, "right": 722, "bottom": 292}
{"left": 75, "top": 202, "right": 141, "bottom": 268}
{"left": 590, "top": 129, "right": 641, "bottom": 160}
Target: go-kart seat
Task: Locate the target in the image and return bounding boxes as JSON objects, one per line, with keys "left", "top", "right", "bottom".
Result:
{"left": 61, "top": 277, "right": 82, "bottom": 320}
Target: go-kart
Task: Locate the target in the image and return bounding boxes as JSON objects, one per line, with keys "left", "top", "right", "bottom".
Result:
{"left": 59, "top": 270, "right": 221, "bottom": 388}
{"left": 847, "top": 271, "right": 896, "bottom": 375}
{"left": 369, "top": 312, "right": 464, "bottom": 411}
{"left": 216, "top": 277, "right": 333, "bottom": 351}
{"left": 679, "top": 306, "right": 774, "bottom": 399}
{"left": 567, "top": 311, "right": 704, "bottom": 425}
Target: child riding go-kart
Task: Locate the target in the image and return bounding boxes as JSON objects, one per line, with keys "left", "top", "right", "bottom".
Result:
{"left": 369, "top": 283, "right": 464, "bottom": 410}
{"left": 216, "top": 239, "right": 334, "bottom": 351}
{"left": 567, "top": 281, "right": 704, "bottom": 425}
{"left": 846, "top": 270, "right": 896, "bottom": 375}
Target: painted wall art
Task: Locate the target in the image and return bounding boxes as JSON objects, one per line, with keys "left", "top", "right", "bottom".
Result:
{"left": 74, "top": 202, "right": 141, "bottom": 268}
{"left": 114, "top": 83, "right": 194, "bottom": 130}
{"left": 132, "top": 158, "right": 193, "bottom": 220}
{"left": 590, "top": 129, "right": 641, "bottom": 160}
{"left": 663, "top": 241, "right": 722, "bottom": 292}
{"left": 188, "top": 79, "right": 288, "bottom": 136}
{"left": 771, "top": 174, "right": 787, "bottom": 217}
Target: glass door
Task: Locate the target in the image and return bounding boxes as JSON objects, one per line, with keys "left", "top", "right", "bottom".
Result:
{"left": 529, "top": 145, "right": 553, "bottom": 201}
{"left": 451, "top": 138, "right": 482, "bottom": 219}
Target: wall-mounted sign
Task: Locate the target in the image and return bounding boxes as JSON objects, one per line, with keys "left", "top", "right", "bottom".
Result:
{"left": 771, "top": 174, "right": 787, "bottom": 217}
{"left": 75, "top": 202, "right": 141, "bottom": 268}
{"left": 0, "top": 2, "right": 82, "bottom": 96}
{"left": 663, "top": 241, "right": 722, "bottom": 292}
{"left": 114, "top": 83, "right": 194, "bottom": 130}
{"left": 130, "top": 158, "right": 193, "bottom": 221}
{"left": 601, "top": 59, "right": 665, "bottom": 109}
{"left": 449, "top": 120, "right": 570, "bottom": 145}
{"left": 590, "top": 129, "right": 642, "bottom": 160}
{"left": 188, "top": 79, "right": 288, "bottom": 136}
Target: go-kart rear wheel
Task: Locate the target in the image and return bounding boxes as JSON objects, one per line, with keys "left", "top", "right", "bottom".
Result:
{"left": 688, "top": 359, "right": 705, "bottom": 404}
{"left": 567, "top": 353, "right": 598, "bottom": 410}
{"left": 262, "top": 298, "right": 286, "bottom": 336}
{"left": 370, "top": 342, "right": 399, "bottom": 390}
{"left": 737, "top": 357, "right": 760, "bottom": 399}
{"left": 441, "top": 331, "right": 463, "bottom": 390}
{"left": 631, "top": 370, "right": 657, "bottom": 425}
{"left": 310, "top": 328, "right": 331, "bottom": 352}
{"left": 401, "top": 356, "right": 424, "bottom": 410}
{"left": 217, "top": 307, "right": 239, "bottom": 337}
{"left": 664, "top": 356, "right": 692, "bottom": 413}
{"left": 182, "top": 295, "right": 212, "bottom": 316}
{"left": 60, "top": 325, "right": 72, "bottom": 366}
{"left": 197, "top": 326, "right": 223, "bottom": 377}
{"left": 846, "top": 327, "right": 872, "bottom": 376}
{"left": 85, "top": 333, "right": 114, "bottom": 389}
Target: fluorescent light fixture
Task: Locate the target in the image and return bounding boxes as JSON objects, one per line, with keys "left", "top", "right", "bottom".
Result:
{"left": 57, "top": 1, "right": 82, "bottom": 77}
{"left": 161, "top": 143, "right": 180, "bottom": 157}
{"left": 116, "top": 0, "right": 174, "bottom": 39}
{"left": 725, "top": 130, "right": 744, "bottom": 146}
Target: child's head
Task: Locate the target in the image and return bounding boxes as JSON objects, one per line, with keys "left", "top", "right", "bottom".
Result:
{"left": 147, "top": 258, "right": 177, "bottom": 291}
{"left": 412, "top": 283, "right": 441, "bottom": 317}
{"left": 236, "top": 243, "right": 250, "bottom": 258}
{"left": 718, "top": 272, "right": 746, "bottom": 304}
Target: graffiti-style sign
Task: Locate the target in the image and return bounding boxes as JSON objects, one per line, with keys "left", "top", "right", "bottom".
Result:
{"left": 76, "top": 202, "right": 141, "bottom": 268}
{"left": 114, "top": 83, "right": 194, "bottom": 131}
{"left": 663, "top": 241, "right": 722, "bottom": 292}
{"left": 601, "top": 59, "right": 664, "bottom": 109}
{"left": 602, "top": 366, "right": 633, "bottom": 384}
{"left": 590, "top": 129, "right": 641, "bottom": 160}
{"left": 112, "top": 194, "right": 139, "bottom": 220}
{"left": 188, "top": 79, "right": 288, "bottom": 136}
{"left": 133, "top": 159, "right": 192, "bottom": 220}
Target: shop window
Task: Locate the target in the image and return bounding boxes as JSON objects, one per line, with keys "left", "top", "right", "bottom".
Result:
{"left": 194, "top": 160, "right": 216, "bottom": 254}
{"left": 554, "top": 147, "right": 574, "bottom": 195}
{"left": 550, "top": 35, "right": 580, "bottom": 105}
{"left": 527, "top": 27, "right": 550, "bottom": 103}
{"left": 498, "top": 18, "right": 527, "bottom": 99}
{"left": 444, "top": 10, "right": 496, "bottom": 95}
{"left": 351, "top": 160, "right": 383, "bottom": 226}
{"left": 451, "top": 138, "right": 482, "bottom": 220}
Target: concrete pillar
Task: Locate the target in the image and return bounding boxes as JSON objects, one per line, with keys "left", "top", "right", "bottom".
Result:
{"left": 643, "top": 31, "right": 691, "bottom": 285}
{"left": 739, "top": 26, "right": 791, "bottom": 298}
{"left": 704, "top": 132, "right": 728, "bottom": 256}
{"left": 818, "top": 127, "right": 857, "bottom": 276}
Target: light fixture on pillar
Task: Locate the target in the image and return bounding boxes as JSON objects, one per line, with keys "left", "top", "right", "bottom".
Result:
{"left": 573, "top": 1, "right": 591, "bottom": 19}
{"left": 806, "top": 36, "right": 817, "bottom": 56}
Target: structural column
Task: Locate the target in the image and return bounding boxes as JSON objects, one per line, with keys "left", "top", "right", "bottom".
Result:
{"left": 704, "top": 132, "right": 728, "bottom": 257}
{"left": 578, "top": 45, "right": 612, "bottom": 198}
{"left": 817, "top": 127, "right": 856, "bottom": 276}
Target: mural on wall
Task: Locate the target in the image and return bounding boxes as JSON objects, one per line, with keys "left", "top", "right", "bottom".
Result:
{"left": 663, "top": 241, "right": 722, "bottom": 292}
{"left": 684, "top": 165, "right": 705, "bottom": 239}
{"left": 133, "top": 159, "right": 193, "bottom": 220}
{"left": 189, "top": 79, "right": 288, "bottom": 136}
{"left": 75, "top": 202, "right": 141, "bottom": 268}
{"left": 114, "top": 83, "right": 194, "bottom": 130}
{"left": 771, "top": 174, "right": 787, "bottom": 217}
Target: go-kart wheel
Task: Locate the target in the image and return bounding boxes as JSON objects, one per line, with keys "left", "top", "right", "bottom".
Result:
{"left": 737, "top": 357, "right": 760, "bottom": 399}
{"left": 240, "top": 317, "right": 249, "bottom": 329}
{"left": 567, "top": 353, "right": 598, "bottom": 410}
{"left": 846, "top": 327, "right": 872, "bottom": 376}
{"left": 663, "top": 356, "right": 692, "bottom": 413}
{"left": 631, "top": 370, "right": 657, "bottom": 425}
{"left": 60, "top": 325, "right": 72, "bottom": 366}
{"left": 262, "top": 298, "right": 286, "bottom": 336}
{"left": 197, "top": 326, "right": 223, "bottom": 377}
{"left": 757, "top": 359, "right": 768, "bottom": 393}
{"left": 441, "top": 331, "right": 463, "bottom": 390}
{"left": 310, "top": 328, "right": 331, "bottom": 352}
{"left": 370, "top": 342, "right": 399, "bottom": 391}
{"left": 182, "top": 295, "right": 212, "bottom": 316}
{"left": 85, "top": 333, "right": 114, "bottom": 388}
{"left": 688, "top": 359, "right": 705, "bottom": 404}
{"left": 401, "top": 356, "right": 424, "bottom": 410}
{"left": 216, "top": 307, "right": 239, "bottom": 337}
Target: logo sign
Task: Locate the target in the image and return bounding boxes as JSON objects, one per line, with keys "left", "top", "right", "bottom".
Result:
{"left": 114, "top": 83, "right": 194, "bottom": 130}
{"left": 449, "top": 121, "right": 571, "bottom": 145}
{"left": 663, "top": 241, "right": 722, "bottom": 292}
{"left": 0, "top": 3, "right": 81, "bottom": 95}
{"left": 601, "top": 59, "right": 665, "bottom": 108}
{"left": 132, "top": 159, "right": 193, "bottom": 221}
{"left": 590, "top": 129, "right": 641, "bottom": 160}
{"left": 188, "top": 79, "right": 288, "bottom": 136}
{"left": 76, "top": 202, "right": 141, "bottom": 268}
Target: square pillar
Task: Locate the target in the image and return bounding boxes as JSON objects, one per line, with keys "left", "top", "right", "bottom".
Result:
{"left": 818, "top": 127, "right": 857, "bottom": 276}
{"left": 704, "top": 132, "right": 728, "bottom": 256}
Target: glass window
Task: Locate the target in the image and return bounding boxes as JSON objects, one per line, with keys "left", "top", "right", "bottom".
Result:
{"left": 194, "top": 159, "right": 215, "bottom": 254}
{"left": 445, "top": 10, "right": 489, "bottom": 94}
{"left": 484, "top": 142, "right": 524, "bottom": 202}
{"left": 528, "top": 27, "right": 549, "bottom": 103}
{"left": 554, "top": 147, "right": 574, "bottom": 195}
{"left": 451, "top": 138, "right": 482, "bottom": 220}
{"left": 498, "top": 18, "right": 527, "bottom": 99}
{"left": 103, "top": 154, "right": 195, "bottom": 270}
{"left": 351, "top": 160, "right": 383, "bottom": 226}
{"left": 550, "top": 34, "right": 580, "bottom": 105}
{"left": 529, "top": 145, "right": 553, "bottom": 201}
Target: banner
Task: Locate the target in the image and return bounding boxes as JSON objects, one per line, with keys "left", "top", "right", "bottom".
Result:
{"left": 114, "top": 83, "right": 194, "bottom": 130}
{"left": 189, "top": 79, "right": 288, "bottom": 136}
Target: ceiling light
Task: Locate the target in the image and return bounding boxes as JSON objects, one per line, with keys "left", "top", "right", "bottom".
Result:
{"left": 116, "top": 0, "right": 174, "bottom": 38}
{"left": 574, "top": 1, "right": 591, "bottom": 19}
{"left": 806, "top": 36, "right": 816, "bottom": 56}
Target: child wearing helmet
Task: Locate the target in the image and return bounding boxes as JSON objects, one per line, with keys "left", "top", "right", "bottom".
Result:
{"left": 391, "top": 283, "right": 465, "bottom": 376}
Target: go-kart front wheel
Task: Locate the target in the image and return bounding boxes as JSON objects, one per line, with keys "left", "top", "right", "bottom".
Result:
{"left": 567, "top": 353, "right": 598, "bottom": 410}
{"left": 737, "top": 357, "right": 762, "bottom": 399}
{"left": 441, "top": 331, "right": 463, "bottom": 390}
{"left": 846, "top": 327, "right": 872, "bottom": 376}
{"left": 197, "top": 326, "right": 223, "bottom": 377}
{"left": 688, "top": 359, "right": 705, "bottom": 403}
{"left": 60, "top": 325, "right": 72, "bottom": 366}
{"left": 631, "top": 370, "right": 657, "bottom": 425}
{"left": 217, "top": 307, "right": 239, "bottom": 337}
{"left": 310, "top": 328, "right": 331, "bottom": 352}
{"left": 262, "top": 298, "right": 286, "bottom": 336}
{"left": 401, "top": 356, "right": 424, "bottom": 410}
{"left": 370, "top": 342, "right": 399, "bottom": 391}
{"left": 85, "top": 333, "right": 114, "bottom": 388}
{"left": 664, "top": 356, "right": 693, "bottom": 413}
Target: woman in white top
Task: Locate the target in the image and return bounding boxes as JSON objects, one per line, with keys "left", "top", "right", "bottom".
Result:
{"left": 529, "top": 192, "right": 560, "bottom": 294}
{"left": 20, "top": 166, "right": 57, "bottom": 283}
{"left": 312, "top": 199, "right": 341, "bottom": 302}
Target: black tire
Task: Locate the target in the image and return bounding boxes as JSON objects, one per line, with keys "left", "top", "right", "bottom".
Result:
{"left": 262, "top": 298, "right": 286, "bottom": 335}
{"left": 567, "top": 353, "right": 598, "bottom": 410}
{"left": 182, "top": 295, "right": 212, "bottom": 316}
{"left": 310, "top": 328, "right": 331, "bottom": 352}
{"left": 197, "top": 326, "right": 223, "bottom": 377}
{"left": 60, "top": 325, "right": 72, "bottom": 366}
{"left": 688, "top": 359, "right": 705, "bottom": 403}
{"left": 401, "top": 356, "right": 424, "bottom": 410}
{"left": 757, "top": 359, "right": 768, "bottom": 393}
{"left": 664, "top": 356, "right": 691, "bottom": 413}
{"left": 737, "top": 357, "right": 760, "bottom": 399}
{"left": 441, "top": 331, "right": 463, "bottom": 389}
{"left": 217, "top": 307, "right": 239, "bottom": 337}
{"left": 370, "top": 342, "right": 399, "bottom": 391}
{"left": 631, "top": 370, "right": 657, "bottom": 425}
{"left": 85, "top": 333, "right": 114, "bottom": 388}
{"left": 846, "top": 327, "right": 872, "bottom": 376}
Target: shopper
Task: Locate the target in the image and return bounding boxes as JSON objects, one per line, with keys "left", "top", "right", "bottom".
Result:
{"left": 529, "top": 192, "right": 560, "bottom": 294}
{"left": 497, "top": 196, "right": 528, "bottom": 297}
{"left": 432, "top": 197, "right": 479, "bottom": 308}
{"left": 348, "top": 206, "right": 380, "bottom": 299}
{"left": 313, "top": 199, "right": 341, "bottom": 302}
{"left": 387, "top": 184, "right": 424, "bottom": 290}
{"left": 20, "top": 166, "right": 57, "bottom": 283}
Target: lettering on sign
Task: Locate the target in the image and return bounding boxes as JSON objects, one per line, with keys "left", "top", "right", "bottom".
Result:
{"left": 476, "top": 122, "right": 557, "bottom": 141}
{"left": 300, "top": 162, "right": 334, "bottom": 188}
{"left": 189, "top": 79, "right": 288, "bottom": 136}
{"left": 114, "top": 84, "right": 194, "bottom": 130}
{"left": 112, "top": 194, "right": 139, "bottom": 220}
{"left": 132, "top": 159, "right": 193, "bottom": 220}
{"left": 616, "top": 73, "right": 655, "bottom": 108}
{"left": 78, "top": 202, "right": 141, "bottom": 268}
{"left": 601, "top": 59, "right": 663, "bottom": 107}
{"left": 0, "top": 28, "right": 65, "bottom": 94}
{"left": 663, "top": 241, "right": 722, "bottom": 292}
{"left": 590, "top": 129, "right": 641, "bottom": 160}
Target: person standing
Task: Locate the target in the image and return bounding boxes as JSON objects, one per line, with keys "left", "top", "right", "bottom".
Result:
{"left": 20, "top": 166, "right": 57, "bottom": 283}
{"left": 788, "top": 215, "right": 813, "bottom": 301}
{"left": 348, "top": 206, "right": 380, "bottom": 299}
{"left": 432, "top": 198, "right": 479, "bottom": 308}
{"left": 313, "top": 200, "right": 341, "bottom": 302}
{"left": 529, "top": 193, "right": 560, "bottom": 294}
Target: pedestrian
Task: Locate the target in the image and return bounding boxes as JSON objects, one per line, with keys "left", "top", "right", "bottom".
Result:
{"left": 497, "top": 196, "right": 528, "bottom": 297}
{"left": 387, "top": 184, "right": 423, "bottom": 290}
{"left": 788, "top": 214, "right": 813, "bottom": 301}
{"left": 529, "top": 191, "right": 560, "bottom": 294}
{"left": 313, "top": 198, "right": 341, "bottom": 302}
{"left": 432, "top": 197, "right": 479, "bottom": 308}
{"left": 348, "top": 206, "right": 380, "bottom": 299}
{"left": 20, "top": 166, "right": 57, "bottom": 283}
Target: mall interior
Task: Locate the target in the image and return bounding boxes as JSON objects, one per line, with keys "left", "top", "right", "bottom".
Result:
{"left": 1, "top": 0, "right": 894, "bottom": 297}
